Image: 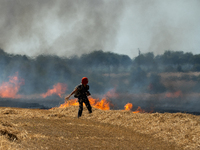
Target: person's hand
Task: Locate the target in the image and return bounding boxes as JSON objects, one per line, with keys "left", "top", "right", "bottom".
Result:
{"left": 65, "top": 95, "right": 70, "bottom": 101}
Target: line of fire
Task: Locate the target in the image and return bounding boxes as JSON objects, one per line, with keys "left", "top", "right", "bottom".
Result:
{"left": 0, "top": 73, "right": 145, "bottom": 113}
{"left": 0, "top": 71, "right": 200, "bottom": 115}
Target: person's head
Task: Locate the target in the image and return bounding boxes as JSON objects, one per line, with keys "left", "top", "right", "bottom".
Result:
{"left": 81, "top": 77, "right": 88, "bottom": 85}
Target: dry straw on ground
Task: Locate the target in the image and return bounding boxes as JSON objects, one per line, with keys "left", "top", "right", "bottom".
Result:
{"left": 51, "top": 106, "right": 200, "bottom": 150}
{"left": 0, "top": 106, "right": 200, "bottom": 150}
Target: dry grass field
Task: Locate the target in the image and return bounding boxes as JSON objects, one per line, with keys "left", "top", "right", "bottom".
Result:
{"left": 0, "top": 106, "right": 200, "bottom": 150}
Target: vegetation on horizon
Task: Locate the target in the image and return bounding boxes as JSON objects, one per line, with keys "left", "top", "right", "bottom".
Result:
{"left": 0, "top": 48, "right": 200, "bottom": 96}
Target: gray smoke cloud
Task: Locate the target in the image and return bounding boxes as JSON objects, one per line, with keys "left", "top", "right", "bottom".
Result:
{"left": 115, "top": 0, "right": 200, "bottom": 56}
{"left": 0, "top": 0, "right": 125, "bottom": 57}
{"left": 0, "top": 0, "right": 199, "bottom": 58}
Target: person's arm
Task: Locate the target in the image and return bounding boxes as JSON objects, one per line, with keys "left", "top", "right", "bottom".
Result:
{"left": 65, "top": 88, "right": 78, "bottom": 100}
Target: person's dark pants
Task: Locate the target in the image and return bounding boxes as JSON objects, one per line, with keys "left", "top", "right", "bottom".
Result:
{"left": 78, "top": 97, "right": 92, "bottom": 118}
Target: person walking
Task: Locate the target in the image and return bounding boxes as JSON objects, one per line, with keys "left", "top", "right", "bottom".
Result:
{"left": 65, "top": 77, "right": 92, "bottom": 118}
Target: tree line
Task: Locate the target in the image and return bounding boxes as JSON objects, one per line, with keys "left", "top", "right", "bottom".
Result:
{"left": 0, "top": 48, "right": 200, "bottom": 95}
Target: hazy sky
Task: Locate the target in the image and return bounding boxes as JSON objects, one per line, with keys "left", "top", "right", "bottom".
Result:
{"left": 0, "top": 0, "right": 199, "bottom": 58}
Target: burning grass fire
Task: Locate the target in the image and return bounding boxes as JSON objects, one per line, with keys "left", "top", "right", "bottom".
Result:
{"left": 1, "top": 73, "right": 192, "bottom": 114}
{"left": 40, "top": 83, "right": 67, "bottom": 98}
{"left": 59, "top": 88, "right": 117, "bottom": 111}
{"left": 124, "top": 102, "right": 146, "bottom": 113}
{"left": 0, "top": 72, "right": 68, "bottom": 100}
{"left": 59, "top": 96, "right": 112, "bottom": 110}
{"left": 0, "top": 72, "right": 24, "bottom": 99}
{"left": 0, "top": 73, "right": 146, "bottom": 113}
{"left": 59, "top": 97, "right": 145, "bottom": 113}
{"left": 124, "top": 103, "right": 133, "bottom": 111}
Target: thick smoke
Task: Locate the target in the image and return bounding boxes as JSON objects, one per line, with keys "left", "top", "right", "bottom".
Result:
{"left": 0, "top": 0, "right": 124, "bottom": 57}
{"left": 115, "top": 0, "right": 200, "bottom": 56}
{"left": 0, "top": 0, "right": 200, "bottom": 57}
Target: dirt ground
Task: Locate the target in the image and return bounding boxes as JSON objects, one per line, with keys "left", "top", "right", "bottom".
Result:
{"left": 0, "top": 106, "right": 199, "bottom": 150}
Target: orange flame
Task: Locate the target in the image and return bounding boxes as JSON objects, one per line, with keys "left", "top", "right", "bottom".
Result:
{"left": 124, "top": 103, "right": 133, "bottom": 111}
{"left": 0, "top": 73, "right": 24, "bottom": 98}
{"left": 132, "top": 106, "right": 145, "bottom": 113}
{"left": 88, "top": 97, "right": 98, "bottom": 106}
{"left": 92, "top": 98, "right": 110, "bottom": 110}
{"left": 59, "top": 96, "right": 112, "bottom": 110}
{"left": 165, "top": 90, "right": 182, "bottom": 98}
{"left": 41, "top": 83, "right": 67, "bottom": 98}
{"left": 59, "top": 99, "right": 79, "bottom": 108}
{"left": 123, "top": 103, "right": 145, "bottom": 113}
